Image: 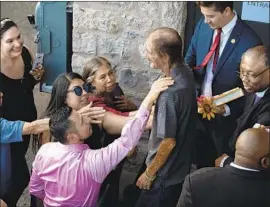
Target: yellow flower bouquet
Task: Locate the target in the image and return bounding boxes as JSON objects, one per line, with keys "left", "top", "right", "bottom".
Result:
{"left": 197, "top": 87, "right": 244, "bottom": 121}
{"left": 197, "top": 96, "right": 217, "bottom": 120}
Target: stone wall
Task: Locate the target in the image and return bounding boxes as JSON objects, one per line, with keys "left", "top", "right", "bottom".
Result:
{"left": 72, "top": 2, "right": 187, "bottom": 102}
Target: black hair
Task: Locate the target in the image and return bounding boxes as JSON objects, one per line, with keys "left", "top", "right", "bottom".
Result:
{"left": 196, "top": 1, "right": 233, "bottom": 12}
{"left": 42, "top": 72, "right": 84, "bottom": 118}
{"left": 150, "top": 27, "right": 183, "bottom": 67}
{"left": 1, "top": 18, "right": 17, "bottom": 39}
{"left": 32, "top": 72, "right": 84, "bottom": 151}
{"left": 49, "top": 106, "right": 73, "bottom": 144}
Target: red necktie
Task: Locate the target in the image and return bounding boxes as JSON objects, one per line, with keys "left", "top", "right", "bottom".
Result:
{"left": 194, "top": 28, "right": 222, "bottom": 73}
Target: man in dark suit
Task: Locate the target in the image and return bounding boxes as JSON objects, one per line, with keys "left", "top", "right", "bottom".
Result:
{"left": 178, "top": 128, "right": 270, "bottom": 207}
{"left": 215, "top": 45, "right": 270, "bottom": 166}
{"left": 185, "top": 1, "right": 262, "bottom": 167}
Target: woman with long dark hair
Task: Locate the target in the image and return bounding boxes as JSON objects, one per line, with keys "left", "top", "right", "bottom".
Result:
{"left": 33, "top": 72, "right": 145, "bottom": 150}
{"left": 0, "top": 18, "right": 44, "bottom": 205}
{"left": 33, "top": 72, "right": 105, "bottom": 150}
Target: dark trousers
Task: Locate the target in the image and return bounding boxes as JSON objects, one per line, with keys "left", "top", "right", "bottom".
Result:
{"left": 193, "top": 114, "right": 235, "bottom": 168}
{"left": 98, "top": 159, "right": 125, "bottom": 207}
{"left": 135, "top": 182, "right": 183, "bottom": 207}
{"left": 121, "top": 158, "right": 147, "bottom": 207}
{"left": 193, "top": 125, "right": 217, "bottom": 168}
{"left": 2, "top": 139, "right": 30, "bottom": 206}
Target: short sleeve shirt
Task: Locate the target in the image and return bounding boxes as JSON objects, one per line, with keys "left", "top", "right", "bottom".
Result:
{"left": 146, "top": 64, "right": 198, "bottom": 187}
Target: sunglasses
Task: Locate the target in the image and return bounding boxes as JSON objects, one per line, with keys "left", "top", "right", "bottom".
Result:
{"left": 67, "top": 83, "right": 95, "bottom": 96}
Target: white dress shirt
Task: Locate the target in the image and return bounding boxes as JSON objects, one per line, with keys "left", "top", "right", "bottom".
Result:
{"left": 230, "top": 162, "right": 259, "bottom": 172}
{"left": 202, "top": 12, "right": 238, "bottom": 116}
{"left": 255, "top": 87, "right": 269, "bottom": 98}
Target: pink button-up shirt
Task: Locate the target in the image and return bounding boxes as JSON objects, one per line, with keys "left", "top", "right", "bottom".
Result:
{"left": 30, "top": 106, "right": 149, "bottom": 207}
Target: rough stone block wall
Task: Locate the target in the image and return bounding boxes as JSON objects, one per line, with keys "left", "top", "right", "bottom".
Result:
{"left": 72, "top": 2, "right": 187, "bottom": 102}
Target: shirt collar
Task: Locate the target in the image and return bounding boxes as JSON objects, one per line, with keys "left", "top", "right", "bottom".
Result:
{"left": 221, "top": 11, "right": 238, "bottom": 35}
{"left": 169, "top": 64, "right": 182, "bottom": 78}
{"left": 230, "top": 162, "right": 260, "bottom": 172}
{"left": 57, "top": 142, "right": 89, "bottom": 152}
{"left": 256, "top": 87, "right": 269, "bottom": 98}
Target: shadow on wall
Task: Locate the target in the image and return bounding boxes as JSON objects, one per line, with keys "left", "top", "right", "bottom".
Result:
{"left": 0, "top": 1, "right": 38, "bottom": 53}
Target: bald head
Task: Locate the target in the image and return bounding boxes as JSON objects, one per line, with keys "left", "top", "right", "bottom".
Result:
{"left": 242, "top": 45, "right": 269, "bottom": 68}
{"left": 235, "top": 128, "right": 270, "bottom": 169}
{"left": 147, "top": 27, "right": 183, "bottom": 66}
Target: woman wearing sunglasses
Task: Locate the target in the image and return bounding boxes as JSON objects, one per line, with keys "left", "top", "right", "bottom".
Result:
{"left": 33, "top": 72, "right": 105, "bottom": 150}
{"left": 34, "top": 72, "right": 149, "bottom": 149}
{"left": 32, "top": 71, "right": 156, "bottom": 206}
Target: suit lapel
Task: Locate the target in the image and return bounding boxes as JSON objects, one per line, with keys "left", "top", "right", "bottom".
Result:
{"left": 213, "top": 18, "right": 244, "bottom": 79}
{"left": 200, "top": 26, "right": 214, "bottom": 65}
{"left": 241, "top": 89, "right": 270, "bottom": 119}
{"left": 247, "top": 94, "right": 256, "bottom": 108}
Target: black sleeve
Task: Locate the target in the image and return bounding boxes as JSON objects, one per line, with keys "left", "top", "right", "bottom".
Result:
{"left": 224, "top": 156, "right": 234, "bottom": 166}
{"left": 156, "top": 91, "right": 178, "bottom": 139}
{"left": 178, "top": 174, "right": 194, "bottom": 207}
{"left": 257, "top": 111, "right": 270, "bottom": 126}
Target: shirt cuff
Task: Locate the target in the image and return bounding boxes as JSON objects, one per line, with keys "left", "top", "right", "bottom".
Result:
{"left": 220, "top": 155, "right": 229, "bottom": 167}
{"left": 222, "top": 104, "right": 231, "bottom": 117}
{"left": 135, "top": 105, "right": 150, "bottom": 119}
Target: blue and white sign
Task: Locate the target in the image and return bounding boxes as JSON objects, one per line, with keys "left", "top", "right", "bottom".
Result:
{"left": 242, "top": 1, "right": 269, "bottom": 23}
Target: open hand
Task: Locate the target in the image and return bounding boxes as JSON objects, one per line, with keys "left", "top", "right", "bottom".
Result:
{"left": 77, "top": 102, "right": 106, "bottom": 124}
{"left": 31, "top": 118, "right": 50, "bottom": 134}
{"left": 148, "top": 77, "right": 174, "bottom": 102}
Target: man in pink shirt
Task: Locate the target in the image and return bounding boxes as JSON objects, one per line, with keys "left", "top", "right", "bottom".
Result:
{"left": 29, "top": 77, "right": 173, "bottom": 207}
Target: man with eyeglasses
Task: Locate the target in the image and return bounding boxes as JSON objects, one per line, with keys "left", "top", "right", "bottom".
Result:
{"left": 185, "top": 1, "right": 262, "bottom": 168}
{"left": 215, "top": 45, "right": 270, "bottom": 167}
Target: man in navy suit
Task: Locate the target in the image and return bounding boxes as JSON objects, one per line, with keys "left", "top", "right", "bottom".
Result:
{"left": 185, "top": 1, "right": 262, "bottom": 167}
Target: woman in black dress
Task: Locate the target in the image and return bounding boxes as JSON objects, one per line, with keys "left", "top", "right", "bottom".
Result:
{"left": 0, "top": 18, "right": 44, "bottom": 206}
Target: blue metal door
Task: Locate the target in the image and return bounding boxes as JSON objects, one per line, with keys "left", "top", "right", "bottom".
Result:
{"left": 34, "top": 1, "right": 72, "bottom": 93}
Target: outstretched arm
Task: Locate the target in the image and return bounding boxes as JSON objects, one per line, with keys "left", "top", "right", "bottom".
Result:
{"left": 0, "top": 118, "right": 49, "bottom": 144}
{"left": 22, "top": 118, "right": 50, "bottom": 135}
{"left": 88, "top": 78, "right": 174, "bottom": 183}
